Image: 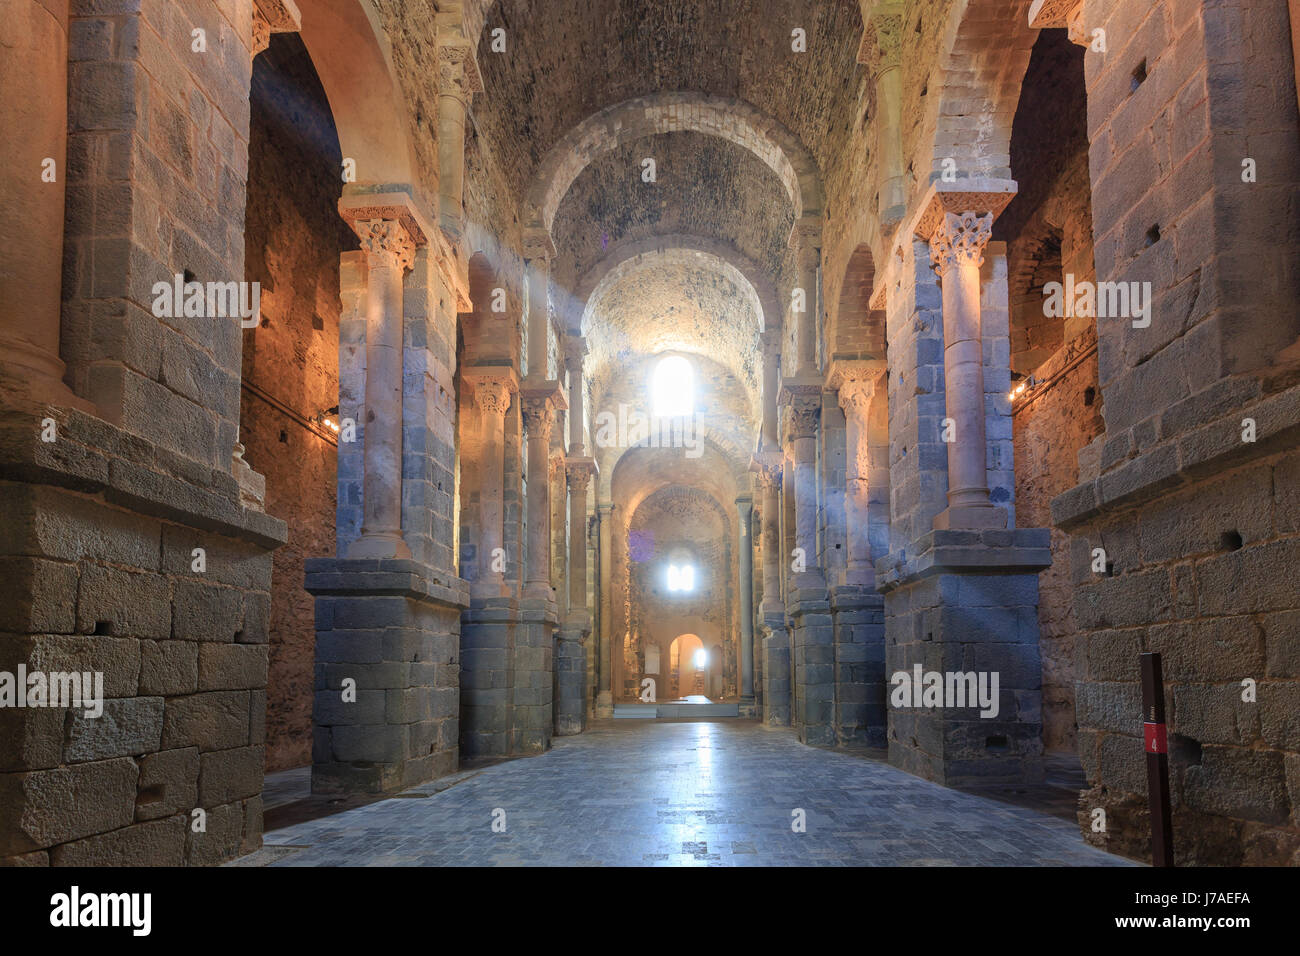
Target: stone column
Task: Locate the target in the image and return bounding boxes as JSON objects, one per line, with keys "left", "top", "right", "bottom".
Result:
{"left": 467, "top": 371, "right": 516, "bottom": 597}
{"left": 435, "top": 32, "right": 483, "bottom": 238}
{"left": 521, "top": 392, "right": 563, "bottom": 600}
{"left": 557, "top": 458, "right": 596, "bottom": 735}
{"left": 346, "top": 217, "right": 418, "bottom": 559}
{"left": 785, "top": 394, "right": 823, "bottom": 586}
{"left": 928, "top": 211, "right": 1007, "bottom": 530}
{"left": 858, "top": 4, "right": 905, "bottom": 225}
{"left": 596, "top": 501, "right": 615, "bottom": 717}
{"left": 557, "top": 336, "right": 596, "bottom": 735}
{"left": 0, "top": 0, "right": 92, "bottom": 410}
{"left": 829, "top": 368, "right": 875, "bottom": 587}
{"left": 792, "top": 219, "right": 822, "bottom": 373}
{"left": 736, "top": 495, "right": 756, "bottom": 715}
{"left": 756, "top": 464, "right": 790, "bottom": 726}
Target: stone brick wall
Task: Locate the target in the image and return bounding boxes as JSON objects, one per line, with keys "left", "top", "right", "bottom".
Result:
{"left": 0, "top": 408, "right": 284, "bottom": 865}
{"left": 241, "top": 34, "right": 350, "bottom": 772}
{"left": 1050, "top": 0, "right": 1300, "bottom": 864}
{"left": 61, "top": 0, "right": 257, "bottom": 470}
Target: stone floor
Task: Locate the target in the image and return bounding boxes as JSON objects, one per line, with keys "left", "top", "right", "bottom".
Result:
{"left": 243, "top": 720, "right": 1137, "bottom": 866}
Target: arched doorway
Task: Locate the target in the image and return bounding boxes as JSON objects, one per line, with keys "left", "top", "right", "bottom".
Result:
{"left": 667, "top": 634, "right": 705, "bottom": 700}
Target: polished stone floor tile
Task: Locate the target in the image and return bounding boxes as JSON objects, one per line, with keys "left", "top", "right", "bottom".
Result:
{"left": 256, "top": 720, "right": 1136, "bottom": 867}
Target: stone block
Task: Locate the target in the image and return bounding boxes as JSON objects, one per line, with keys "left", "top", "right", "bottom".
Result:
{"left": 64, "top": 696, "right": 164, "bottom": 762}
{"left": 0, "top": 758, "right": 139, "bottom": 855}
{"left": 198, "top": 746, "right": 264, "bottom": 806}
{"left": 140, "top": 640, "right": 199, "bottom": 695}
{"left": 136, "top": 747, "right": 200, "bottom": 822}
{"left": 197, "top": 642, "right": 268, "bottom": 691}
{"left": 172, "top": 578, "right": 244, "bottom": 641}
{"left": 75, "top": 563, "right": 171, "bottom": 638}
{"left": 162, "top": 691, "right": 250, "bottom": 751}
{"left": 50, "top": 816, "right": 186, "bottom": 867}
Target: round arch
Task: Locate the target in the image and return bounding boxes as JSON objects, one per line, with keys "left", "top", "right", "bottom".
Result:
{"left": 299, "top": 0, "right": 423, "bottom": 193}
{"left": 521, "top": 92, "right": 824, "bottom": 233}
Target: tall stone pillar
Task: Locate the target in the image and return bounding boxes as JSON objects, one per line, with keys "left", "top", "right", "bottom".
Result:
{"left": 827, "top": 361, "right": 887, "bottom": 748}
{"left": 858, "top": 4, "right": 906, "bottom": 225}
{"left": 0, "top": 0, "right": 92, "bottom": 411}
{"left": 345, "top": 216, "right": 419, "bottom": 559}
{"left": 466, "top": 370, "right": 516, "bottom": 597}
{"left": 928, "top": 211, "right": 1006, "bottom": 531}
{"left": 312, "top": 193, "right": 467, "bottom": 796}
{"left": 434, "top": 27, "right": 482, "bottom": 238}
{"left": 778, "top": 214, "right": 834, "bottom": 749}
{"left": 557, "top": 459, "right": 596, "bottom": 735}
{"left": 877, "top": 181, "right": 1047, "bottom": 785}
{"left": 752, "top": 331, "right": 789, "bottom": 726}
{"left": 557, "top": 337, "right": 597, "bottom": 735}
{"left": 521, "top": 391, "right": 564, "bottom": 600}
{"left": 596, "top": 501, "right": 615, "bottom": 717}
{"left": 736, "top": 495, "right": 756, "bottom": 715}
{"left": 829, "top": 367, "right": 875, "bottom": 587}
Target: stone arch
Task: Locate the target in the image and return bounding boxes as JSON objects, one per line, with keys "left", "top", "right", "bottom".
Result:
{"left": 830, "top": 243, "right": 886, "bottom": 359}
{"left": 601, "top": 427, "right": 749, "bottom": 505}
{"left": 574, "top": 234, "right": 782, "bottom": 336}
{"left": 299, "top": 0, "right": 422, "bottom": 195}
{"left": 522, "top": 92, "right": 825, "bottom": 233}
{"left": 919, "top": 0, "right": 1038, "bottom": 182}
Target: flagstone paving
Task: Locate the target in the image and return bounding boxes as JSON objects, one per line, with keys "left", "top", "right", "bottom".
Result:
{"left": 252, "top": 720, "right": 1138, "bottom": 867}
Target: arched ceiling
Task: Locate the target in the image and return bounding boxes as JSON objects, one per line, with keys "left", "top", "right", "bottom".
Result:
{"left": 469, "top": 0, "right": 863, "bottom": 207}
{"left": 550, "top": 132, "right": 794, "bottom": 293}
{"left": 583, "top": 258, "right": 762, "bottom": 417}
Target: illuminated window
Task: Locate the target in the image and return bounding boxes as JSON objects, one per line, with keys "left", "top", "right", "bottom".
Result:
{"left": 652, "top": 355, "right": 693, "bottom": 417}
{"left": 666, "top": 563, "right": 695, "bottom": 592}
{"left": 693, "top": 648, "right": 708, "bottom": 669}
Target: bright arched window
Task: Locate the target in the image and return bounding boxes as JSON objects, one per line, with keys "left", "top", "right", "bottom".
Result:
{"left": 667, "top": 563, "right": 695, "bottom": 592}
{"left": 652, "top": 355, "right": 693, "bottom": 418}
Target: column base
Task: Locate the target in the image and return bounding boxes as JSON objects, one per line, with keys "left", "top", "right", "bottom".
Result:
{"left": 761, "top": 613, "right": 791, "bottom": 727}
{"left": 307, "top": 558, "right": 468, "bottom": 795}
{"left": 877, "top": 529, "right": 1051, "bottom": 787}
{"left": 347, "top": 532, "right": 413, "bottom": 560}
{"left": 789, "top": 583, "right": 834, "bottom": 747}
{"left": 554, "top": 624, "right": 588, "bottom": 736}
{"left": 513, "top": 597, "right": 558, "bottom": 755}
{"left": 829, "top": 584, "right": 887, "bottom": 749}
{"left": 595, "top": 690, "right": 614, "bottom": 719}
{"left": 933, "top": 503, "right": 1008, "bottom": 530}
{"left": 738, "top": 694, "right": 758, "bottom": 718}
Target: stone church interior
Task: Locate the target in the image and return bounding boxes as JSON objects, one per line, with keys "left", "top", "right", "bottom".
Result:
{"left": 1, "top": 0, "right": 1299, "bottom": 873}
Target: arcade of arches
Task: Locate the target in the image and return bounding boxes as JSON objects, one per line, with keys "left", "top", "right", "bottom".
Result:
{"left": 1, "top": 0, "right": 1299, "bottom": 867}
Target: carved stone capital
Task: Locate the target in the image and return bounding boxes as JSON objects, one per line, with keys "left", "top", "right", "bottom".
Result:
{"left": 251, "top": 0, "right": 300, "bottom": 57}
{"left": 566, "top": 456, "right": 598, "bottom": 494}
{"left": 466, "top": 368, "right": 517, "bottom": 419}
{"left": 521, "top": 383, "right": 566, "bottom": 440}
{"left": 438, "top": 41, "right": 484, "bottom": 99}
{"left": 785, "top": 392, "right": 821, "bottom": 441}
{"left": 837, "top": 379, "right": 874, "bottom": 417}
{"left": 929, "top": 211, "right": 993, "bottom": 277}
{"left": 563, "top": 335, "right": 587, "bottom": 371}
{"left": 1028, "top": 0, "right": 1090, "bottom": 46}
{"left": 857, "top": 6, "right": 903, "bottom": 76}
{"left": 355, "top": 218, "right": 417, "bottom": 272}
{"left": 522, "top": 229, "right": 556, "bottom": 263}
{"left": 338, "top": 193, "right": 432, "bottom": 270}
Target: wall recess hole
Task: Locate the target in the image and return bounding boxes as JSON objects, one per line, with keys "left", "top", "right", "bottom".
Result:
{"left": 1220, "top": 530, "right": 1243, "bottom": 551}
{"left": 182, "top": 269, "right": 196, "bottom": 284}
{"left": 1131, "top": 59, "right": 1147, "bottom": 92}
{"left": 1083, "top": 386, "right": 1096, "bottom": 406}
{"left": 985, "top": 735, "right": 1010, "bottom": 752}
{"left": 92, "top": 620, "right": 114, "bottom": 636}
{"left": 1144, "top": 224, "right": 1161, "bottom": 247}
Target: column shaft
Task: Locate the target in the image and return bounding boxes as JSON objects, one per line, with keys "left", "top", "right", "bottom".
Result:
{"left": 839, "top": 381, "right": 874, "bottom": 587}
{"left": 596, "top": 503, "right": 614, "bottom": 716}
{"left": 929, "top": 212, "right": 1005, "bottom": 529}
{"left": 470, "top": 375, "right": 513, "bottom": 595}
{"left": 736, "top": 496, "right": 755, "bottom": 708}
{"left": 349, "top": 220, "right": 415, "bottom": 559}
{"left": 522, "top": 396, "right": 556, "bottom": 599}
